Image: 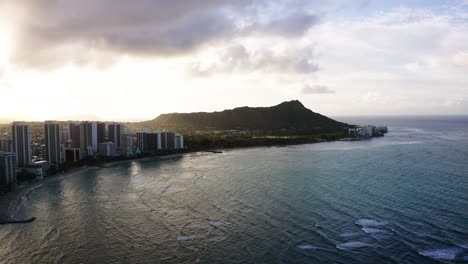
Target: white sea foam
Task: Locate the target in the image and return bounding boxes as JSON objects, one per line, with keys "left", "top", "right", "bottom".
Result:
{"left": 362, "top": 227, "right": 387, "bottom": 234}
{"left": 177, "top": 235, "right": 193, "bottom": 241}
{"left": 163, "top": 186, "right": 186, "bottom": 194}
{"left": 419, "top": 247, "right": 465, "bottom": 260}
{"left": 336, "top": 241, "right": 373, "bottom": 250}
{"left": 355, "top": 219, "right": 386, "bottom": 227}
{"left": 339, "top": 231, "right": 362, "bottom": 237}
{"left": 209, "top": 220, "right": 222, "bottom": 226}
{"left": 208, "top": 236, "right": 226, "bottom": 242}
{"left": 458, "top": 243, "right": 468, "bottom": 249}
{"left": 151, "top": 208, "right": 169, "bottom": 214}
{"left": 297, "top": 244, "right": 316, "bottom": 250}
{"left": 415, "top": 230, "right": 432, "bottom": 237}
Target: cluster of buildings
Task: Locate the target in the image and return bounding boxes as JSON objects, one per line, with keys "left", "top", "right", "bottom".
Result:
{"left": 348, "top": 125, "right": 388, "bottom": 138}
{"left": 0, "top": 121, "right": 184, "bottom": 192}
{"left": 137, "top": 130, "right": 184, "bottom": 154}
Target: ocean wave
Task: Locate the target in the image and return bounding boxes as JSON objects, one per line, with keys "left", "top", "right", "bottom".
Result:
{"left": 415, "top": 230, "right": 432, "bottom": 237}
{"left": 150, "top": 208, "right": 169, "bottom": 214}
{"left": 208, "top": 236, "right": 226, "bottom": 242}
{"left": 297, "top": 244, "right": 316, "bottom": 250}
{"left": 419, "top": 247, "right": 465, "bottom": 260}
{"left": 336, "top": 241, "right": 373, "bottom": 250}
{"left": 459, "top": 243, "right": 468, "bottom": 249}
{"left": 177, "top": 235, "right": 193, "bottom": 241}
{"left": 362, "top": 227, "right": 387, "bottom": 234}
{"left": 355, "top": 218, "right": 387, "bottom": 227}
{"left": 339, "top": 231, "right": 362, "bottom": 237}
{"left": 209, "top": 220, "right": 222, "bottom": 226}
{"left": 162, "top": 185, "right": 186, "bottom": 194}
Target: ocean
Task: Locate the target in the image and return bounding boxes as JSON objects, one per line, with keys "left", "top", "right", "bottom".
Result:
{"left": 0, "top": 116, "right": 467, "bottom": 263}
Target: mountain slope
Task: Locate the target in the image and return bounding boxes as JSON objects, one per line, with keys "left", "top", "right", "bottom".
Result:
{"left": 141, "top": 100, "right": 348, "bottom": 133}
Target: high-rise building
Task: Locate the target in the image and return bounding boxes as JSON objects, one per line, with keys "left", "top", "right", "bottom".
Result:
{"left": 0, "top": 139, "right": 13, "bottom": 152}
{"left": 60, "top": 126, "right": 70, "bottom": 144}
{"left": 80, "top": 122, "right": 98, "bottom": 155}
{"left": 99, "top": 142, "right": 117, "bottom": 157}
{"left": 137, "top": 131, "right": 160, "bottom": 154}
{"left": 45, "top": 121, "right": 62, "bottom": 165}
{"left": 97, "top": 122, "right": 106, "bottom": 145}
{"left": 0, "top": 152, "right": 16, "bottom": 187}
{"left": 175, "top": 133, "right": 184, "bottom": 149}
{"left": 12, "top": 122, "right": 32, "bottom": 167}
{"left": 120, "top": 134, "right": 133, "bottom": 157}
{"left": 69, "top": 123, "right": 81, "bottom": 148}
{"left": 108, "top": 123, "right": 124, "bottom": 149}
{"left": 59, "top": 126, "right": 71, "bottom": 161}
{"left": 160, "top": 132, "right": 176, "bottom": 150}
{"left": 65, "top": 148, "right": 82, "bottom": 162}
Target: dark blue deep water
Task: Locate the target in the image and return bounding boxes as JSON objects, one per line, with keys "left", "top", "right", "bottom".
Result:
{"left": 1, "top": 116, "right": 467, "bottom": 264}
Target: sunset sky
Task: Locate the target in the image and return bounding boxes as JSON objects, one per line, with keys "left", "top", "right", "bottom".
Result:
{"left": 0, "top": 0, "right": 467, "bottom": 122}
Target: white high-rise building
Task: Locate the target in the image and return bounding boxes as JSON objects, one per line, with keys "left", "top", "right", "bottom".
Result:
{"left": 12, "top": 122, "right": 32, "bottom": 167}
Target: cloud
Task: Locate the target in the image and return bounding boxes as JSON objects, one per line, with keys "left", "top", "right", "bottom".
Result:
{"left": 247, "top": 13, "right": 320, "bottom": 36}
{"left": 452, "top": 51, "right": 468, "bottom": 66}
{"left": 189, "top": 43, "right": 319, "bottom": 76}
{"left": 6, "top": 0, "right": 243, "bottom": 69}
{"left": 301, "top": 85, "right": 335, "bottom": 94}
{"left": 1, "top": 0, "right": 320, "bottom": 70}
{"left": 444, "top": 97, "right": 466, "bottom": 107}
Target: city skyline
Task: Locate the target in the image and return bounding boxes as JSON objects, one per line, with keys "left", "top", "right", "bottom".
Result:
{"left": 1, "top": 0, "right": 468, "bottom": 122}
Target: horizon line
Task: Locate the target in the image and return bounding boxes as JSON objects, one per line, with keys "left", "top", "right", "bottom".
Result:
{"left": 1, "top": 114, "right": 468, "bottom": 125}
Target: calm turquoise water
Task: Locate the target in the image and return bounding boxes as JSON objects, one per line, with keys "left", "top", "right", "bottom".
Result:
{"left": 1, "top": 117, "right": 467, "bottom": 264}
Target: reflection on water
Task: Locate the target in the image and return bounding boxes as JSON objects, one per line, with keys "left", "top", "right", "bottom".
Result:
{"left": 0, "top": 117, "right": 467, "bottom": 263}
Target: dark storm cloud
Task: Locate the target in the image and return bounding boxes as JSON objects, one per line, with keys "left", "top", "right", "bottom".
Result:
{"left": 301, "top": 85, "right": 335, "bottom": 94}
{"left": 3, "top": 0, "right": 321, "bottom": 69}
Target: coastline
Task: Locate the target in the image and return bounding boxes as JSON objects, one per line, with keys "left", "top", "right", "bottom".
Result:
{"left": 0, "top": 167, "right": 94, "bottom": 224}
{"left": 0, "top": 136, "right": 375, "bottom": 224}
{"left": 0, "top": 154, "right": 190, "bottom": 223}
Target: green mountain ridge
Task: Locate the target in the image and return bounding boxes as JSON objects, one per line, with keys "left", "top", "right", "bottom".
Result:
{"left": 142, "top": 100, "right": 349, "bottom": 134}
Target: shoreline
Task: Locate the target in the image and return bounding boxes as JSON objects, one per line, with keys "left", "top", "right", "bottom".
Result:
{"left": 0, "top": 154, "right": 193, "bottom": 223}
{"left": 0, "top": 136, "right": 375, "bottom": 224}
{"left": 0, "top": 167, "right": 95, "bottom": 224}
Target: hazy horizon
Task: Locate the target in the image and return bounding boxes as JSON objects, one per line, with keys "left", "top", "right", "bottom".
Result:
{"left": 1, "top": 0, "right": 467, "bottom": 121}
{"left": 1, "top": 102, "right": 467, "bottom": 125}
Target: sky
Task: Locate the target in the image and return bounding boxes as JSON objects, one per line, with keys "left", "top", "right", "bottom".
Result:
{"left": 0, "top": 0, "right": 467, "bottom": 122}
